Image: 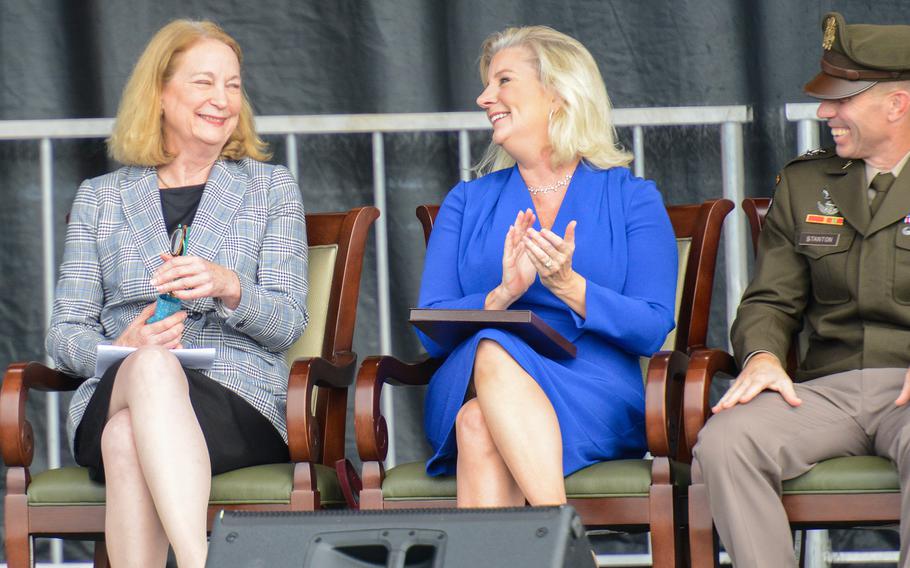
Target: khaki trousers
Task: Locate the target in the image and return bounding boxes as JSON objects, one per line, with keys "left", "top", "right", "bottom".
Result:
{"left": 693, "top": 368, "right": 910, "bottom": 568}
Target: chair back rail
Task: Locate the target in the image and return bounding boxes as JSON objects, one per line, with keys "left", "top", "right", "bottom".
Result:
{"left": 302, "top": 208, "right": 379, "bottom": 466}
{"left": 417, "top": 200, "right": 732, "bottom": 354}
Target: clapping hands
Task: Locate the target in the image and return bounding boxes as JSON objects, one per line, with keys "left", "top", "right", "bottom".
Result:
{"left": 523, "top": 220, "right": 577, "bottom": 293}
{"left": 486, "top": 209, "right": 581, "bottom": 310}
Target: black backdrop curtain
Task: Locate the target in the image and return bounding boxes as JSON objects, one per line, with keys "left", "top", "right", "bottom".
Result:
{"left": 0, "top": 0, "right": 901, "bottom": 560}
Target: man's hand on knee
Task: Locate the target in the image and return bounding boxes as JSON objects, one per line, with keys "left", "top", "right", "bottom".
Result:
{"left": 712, "top": 353, "right": 802, "bottom": 413}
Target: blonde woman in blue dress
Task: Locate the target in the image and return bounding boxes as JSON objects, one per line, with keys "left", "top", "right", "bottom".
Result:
{"left": 419, "top": 26, "right": 678, "bottom": 507}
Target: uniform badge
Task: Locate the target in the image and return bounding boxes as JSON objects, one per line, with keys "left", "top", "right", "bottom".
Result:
{"left": 806, "top": 214, "right": 844, "bottom": 225}
{"left": 817, "top": 188, "right": 839, "bottom": 215}
{"left": 903, "top": 226, "right": 910, "bottom": 236}
{"left": 823, "top": 15, "right": 836, "bottom": 50}
{"left": 799, "top": 232, "right": 840, "bottom": 246}
{"left": 904, "top": 214, "right": 910, "bottom": 224}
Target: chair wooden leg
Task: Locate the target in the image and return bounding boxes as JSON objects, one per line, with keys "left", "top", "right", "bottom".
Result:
{"left": 93, "top": 540, "right": 110, "bottom": 568}
{"left": 5, "top": 469, "right": 31, "bottom": 568}
{"left": 359, "top": 461, "right": 385, "bottom": 510}
{"left": 688, "top": 482, "right": 718, "bottom": 567}
{"left": 649, "top": 483, "right": 677, "bottom": 568}
{"left": 289, "top": 462, "right": 319, "bottom": 511}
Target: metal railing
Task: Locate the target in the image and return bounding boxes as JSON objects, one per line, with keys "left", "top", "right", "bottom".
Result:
{"left": 0, "top": 106, "right": 752, "bottom": 566}
{"left": 786, "top": 102, "right": 822, "bottom": 155}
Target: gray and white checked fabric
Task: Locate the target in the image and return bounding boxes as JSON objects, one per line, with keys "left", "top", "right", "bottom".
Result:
{"left": 46, "top": 159, "right": 309, "bottom": 453}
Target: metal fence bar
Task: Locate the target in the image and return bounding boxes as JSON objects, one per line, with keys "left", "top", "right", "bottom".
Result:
{"left": 0, "top": 107, "right": 753, "bottom": 139}
{"left": 796, "top": 120, "right": 820, "bottom": 156}
{"left": 805, "top": 530, "right": 830, "bottom": 568}
{"left": 786, "top": 102, "right": 822, "bottom": 155}
{"left": 371, "top": 131, "right": 396, "bottom": 468}
{"left": 285, "top": 134, "right": 299, "bottom": 182}
{"left": 720, "top": 121, "right": 749, "bottom": 338}
{"left": 40, "top": 138, "right": 64, "bottom": 565}
{"left": 1, "top": 109, "right": 753, "bottom": 562}
{"left": 830, "top": 551, "right": 898, "bottom": 563}
{"left": 632, "top": 125, "right": 645, "bottom": 178}
{"left": 595, "top": 553, "right": 651, "bottom": 566}
{"left": 40, "top": 138, "right": 58, "bottom": 468}
{"left": 458, "top": 129, "right": 472, "bottom": 182}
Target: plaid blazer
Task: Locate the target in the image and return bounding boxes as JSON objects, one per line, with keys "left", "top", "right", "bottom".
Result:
{"left": 48, "top": 159, "right": 308, "bottom": 452}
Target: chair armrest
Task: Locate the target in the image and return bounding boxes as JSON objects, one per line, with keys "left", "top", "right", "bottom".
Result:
{"left": 286, "top": 351, "right": 357, "bottom": 463}
{"left": 645, "top": 350, "right": 689, "bottom": 460}
{"left": 1, "top": 362, "right": 85, "bottom": 467}
{"left": 335, "top": 457, "right": 362, "bottom": 509}
{"left": 681, "top": 348, "right": 738, "bottom": 463}
{"left": 354, "top": 355, "right": 441, "bottom": 462}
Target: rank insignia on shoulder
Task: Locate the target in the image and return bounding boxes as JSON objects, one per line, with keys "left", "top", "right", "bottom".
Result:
{"left": 806, "top": 214, "right": 844, "bottom": 225}
{"left": 787, "top": 148, "right": 835, "bottom": 167}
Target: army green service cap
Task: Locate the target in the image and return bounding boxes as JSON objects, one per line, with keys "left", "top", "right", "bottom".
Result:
{"left": 804, "top": 12, "right": 910, "bottom": 100}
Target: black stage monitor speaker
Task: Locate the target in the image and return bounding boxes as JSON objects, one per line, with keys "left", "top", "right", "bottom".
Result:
{"left": 206, "top": 505, "right": 595, "bottom": 568}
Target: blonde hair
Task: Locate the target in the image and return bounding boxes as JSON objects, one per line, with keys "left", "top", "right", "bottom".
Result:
{"left": 108, "top": 19, "right": 270, "bottom": 166}
{"left": 476, "top": 26, "right": 631, "bottom": 174}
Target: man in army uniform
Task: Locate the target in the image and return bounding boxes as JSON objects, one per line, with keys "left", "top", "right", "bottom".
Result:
{"left": 694, "top": 13, "right": 910, "bottom": 567}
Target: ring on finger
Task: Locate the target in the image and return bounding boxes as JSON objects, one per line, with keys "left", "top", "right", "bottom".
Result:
{"left": 544, "top": 258, "right": 553, "bottom": 268}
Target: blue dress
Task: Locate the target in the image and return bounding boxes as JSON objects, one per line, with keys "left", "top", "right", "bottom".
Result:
{"left": 418, "top": 162, "right": 678, "bottom": 477}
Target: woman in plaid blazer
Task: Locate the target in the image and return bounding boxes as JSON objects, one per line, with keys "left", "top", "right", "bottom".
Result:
{"left": 45, "top": 21, "right": 306, "bottom": 568}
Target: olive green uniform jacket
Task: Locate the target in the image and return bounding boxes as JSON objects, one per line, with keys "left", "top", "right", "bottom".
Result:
{"left": 732, "top": 149, "right": 910, "bottom": 381}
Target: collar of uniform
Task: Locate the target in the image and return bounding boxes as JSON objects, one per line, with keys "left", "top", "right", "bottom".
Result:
{"left": 824, "top": 159, "right": 870, "bottom": 234}
{"left": 823, "top": 154, "right": 858, "bottom": 175}
{"left": 864, "top": 148, "right": 910, "bottom": 188}
{"left": 867, "top": 158, "right": 910, "bottom": 236}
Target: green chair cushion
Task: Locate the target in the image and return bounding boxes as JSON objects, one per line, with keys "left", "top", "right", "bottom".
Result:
{"left": 383, "top": 461, "right": 456, "bottom": 500}
{"left": 782, "top": 456, "right": 898, "bottom": 495}
{"left": 567, "top": 459, "right": 689, "bottom": 498}
{"left": 566, "top": 460, "right": 652, "bottom": 498}
{"left": 383, "top": 459, "right": 688, "bottom": 501}
{"left": 28, "top": 463, "right": 343, "bottom": 507}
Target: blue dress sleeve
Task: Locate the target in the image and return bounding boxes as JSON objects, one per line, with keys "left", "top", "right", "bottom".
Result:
{"left": 417, "top": 182, "right": 491, "bottom": 356}
{"left": 570, "top": 180, "right": 678, "bottom": 356}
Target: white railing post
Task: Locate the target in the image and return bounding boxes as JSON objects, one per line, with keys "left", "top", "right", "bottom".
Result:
{"left": 40, "top": 137, "right": 64, "bottom": 564}
{"left": 805, "top": 530, "right": 831, "bottom": 568}
{"left": 285, "top": 133, "right": 299, "bottom": 182}
{"left": 371, "top": 131, "right": 396, "bottom": 468}
{"left": 632, "top": 125, "right": 645, "bottom": 178}
{"left": 1, "top": 109, "right": 757, "bottom": 545}
{"left": 720, "top": 121, "right": 749, "bottom": 338}
{"left": 797, "top": 119, "right": 820, "bottom": 155}
{"left": 458, "top": 130, "right": 472, "bottom": 182}
{"left": 785, "top": 103, "right": 822, "bottom": 155}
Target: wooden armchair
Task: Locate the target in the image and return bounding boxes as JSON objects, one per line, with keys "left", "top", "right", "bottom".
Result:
{"left": 686, "top": 197, "right": 900, "bottom": 566}
{"left": 348, "top": 199, "right": 733, "bottom": 568}
{"left": 1, "top": 206, "right": 378, "bottom": 567}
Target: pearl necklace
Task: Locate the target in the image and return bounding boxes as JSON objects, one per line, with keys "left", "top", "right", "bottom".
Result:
{"left": 526, "top": 173, "right": 572, "bottom": 195}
